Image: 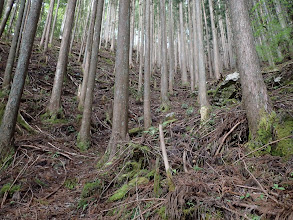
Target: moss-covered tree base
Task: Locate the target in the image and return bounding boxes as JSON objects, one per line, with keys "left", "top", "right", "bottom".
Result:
{"left": 76, "top": 133, "right": 90, "bottom": 152}
{"left": 248, "top": 111, "right": 293, "bottom": 160}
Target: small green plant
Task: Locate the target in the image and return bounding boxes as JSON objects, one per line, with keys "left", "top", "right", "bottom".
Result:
{"left": 272, "top": 184, "right": 285, "bottom": 190}
{"left": 34, "top": 178, "right": 48, "bottom": 187}
{"left": 0, "top": 183, "right": 21, "bottom": 197}
{"left": 52, "top": 152, "right": 60, "bottom": 158}
{"left": 240, "top": 193, "right": 250, "bottom": 200}
{"left": 77, "top": 199, "right": 88, "bottom": 211}
{"left": 186, "top": 107, "right": 194, "bottom": 115}
{"left": 193, "top": 165, "right": 202, "bottom": 172}
{"left": 64, "top": 178, "right": 77, "bottom": 190}
{"left": 181, "top": 103, "right": 188, "bottom": 109}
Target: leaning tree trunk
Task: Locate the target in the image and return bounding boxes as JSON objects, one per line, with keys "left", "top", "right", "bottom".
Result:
{"left": 49, "top": 0, "right": 60, "bottom": 44}
{"left": 2, "top": 0, "right": 26, "bottom": 89}
{"left": 40, "top": 0, "right": 55, "bottom": 48}
{"left": 0, "top": 0, "right": 42, "bottom": 165}
{"left": 0, "top": 0, "right": 4, "bottom": 19}
{"left": 78, "top": 0, "right": 98, "bottom": 109}
{"left": 229, "top": 0, "right": 272, "bottom": 136}
{"left": 77, "top": 0, "right": 104, "bottom": 151}
{"left": 44, "top": 0, "right": 56, "bottom": 52}
{"left": 108, "top": 0, "right": 131, "bottom": 159}
{"left": 47, "top": 0, "right": 77, "bottom": 116}
{"left": 0, "top": 0, "right": 15, "bottom": 38}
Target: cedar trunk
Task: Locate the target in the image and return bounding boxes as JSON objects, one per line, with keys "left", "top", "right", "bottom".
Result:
{"left": 78, "top": 0, "right": 104, "bottom": 150}
{"left": 229, "top": 0, "right": 272, "bottom": 135}
{"left": 0, "top": 0, "right": 42, "bottom": 164}
{"left": 108, "top": 0, "right": 130, "bottom": 157}
{"left": 47, "top": 0, "right": 77, "bottom": 115}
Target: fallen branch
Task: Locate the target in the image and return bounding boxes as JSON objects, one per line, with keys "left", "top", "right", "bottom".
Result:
{"left": 159, "top": 124, "right": 175, "bottom": 191}
{"left": 215, "top": 119, "right": 245, "bottom": 156}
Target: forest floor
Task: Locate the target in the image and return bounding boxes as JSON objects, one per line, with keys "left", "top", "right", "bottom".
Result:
{"left": 0, "top": 40, "right": 293, "bottom": 220}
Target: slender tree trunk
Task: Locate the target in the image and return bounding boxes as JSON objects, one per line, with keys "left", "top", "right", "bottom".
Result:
{"left": 144, "top": 0, "right": 151, "bottom": 129}
{"left": 78, "top": 0, "right": 104, "bottom": 150}
{"left": 6, "top": 0, "right": 19, "bottom": 38}
{"left": 0, "top": 0, "right": 4, "bottom": 19}
{"left": 110, "top": 3, "right": 117, "bottom": 52}
{"left": 49, "top": 0, "right": 60, "bottom": 45}
{"left": 40, "top": 0, "right": 54, "bottom": 48}
{"left": 0, "top": 0, "right": 42, "bottom": 164}
{"left": 195, "top": 0, "right": 210, "bottom": 121}
{"left": 108, "top": 0, "right": 131, "bottom": 158}
{"left": 229, "top": 0, "right": 272, "bottom": 136}
{"left": 70, "top": 0, "right": 81, "bottom": 54}
{"left": 188, "top": 0, "right": 195, "bottom": 91}
{"left": 2, "top": 0, "right": 26, "bottom": 89}
{"left": 79, "top": 0, "right": 98, "bottom": 109}
{"left": 44, "top": 0, "right": 55, "bottom": 52}
{"left": 192, "top": 0, "right": 199, "bottom": 83}
{"left": 168, "top": 0, "right": 175, "bottom": 94}
{"left": 160, "top": 0, "right": 169, "bottom": 108}
{"left": 138, "top": 0, "right": 145, "bottom": 94}
{"left": 179, "top": 2, "right": 188, "bottom": 85}
{"left": 47, "top": 0, "right": 77, "bottom": 116}
{"left": 15, "top": 0, "right": 29, "bottom": 58}
{"left": 0, "top": 0, "right": 15, "bottom": 38}
{"left": 208, "top": 0, "right": 221, "bottom": 79}
{"left": 78, "top": 7, "right": 90, "bottom": 62}
{"left": 202, "top": 0, "right": 213, "bottom": 78}
{"left": 129, "top": 0, "right": 135, "bottom": 68}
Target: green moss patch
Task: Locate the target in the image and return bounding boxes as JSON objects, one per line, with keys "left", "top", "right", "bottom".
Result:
{"left": 0, "top": 183, "right": 21, "bottom": 197}
{"left": 109, "top": 177, "right": 149, "bottom": 201}
{"left": 249, "top": 111, "right": 293, "bottom": 159}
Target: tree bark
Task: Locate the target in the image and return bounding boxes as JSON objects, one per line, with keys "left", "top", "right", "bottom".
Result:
{"left": 195, "top": 0, "right": 210, "bottom": 121}
{"left": 78, "top": 0, "right": 104, "bottom": 150}
{"left": 188, "top": 0, "right": 195, "bottom": 91}
{"left": 44, "top": 0, "right": 55, "bottom": 52}
{"left": 160, "top": 0, "right": 169, "bottom": 108}
{"left": 0, "top": 0, "right": 14, "bottom": 38}
{"left": 78, "top": 0, "right": 98, "bottom": 109}
{"left": 0, "top": 0, "right": 42, "bottom": 164}
{"left": 138, "top": 0, "right": 145, "bottom": 94}
{"left": 2, "top": 0, "right": 26, "bottom": 89}
{"left": 229, "top": 0, "right": 272, "bottom": 136}
{"left": 47, "top": 0, "right": 77, "bottom": 116}
{"left": 129, "top": 0, "right": 136, "bottom": 68}
{"left": 144, "top": 0, "right": 151, "bottom": 129}
{"left": 179, "top": 2, "right": 188, "bottom": 85}
{"left": 0, "top": 0, "right": 4, "bottom": 19}
{"left": 108, "top": 0, "right": 130, "bottom": 158}
{"left": 168, "top": 0, "right": 175, "bottom": 94}
{"left": 49, "top": 0, "right": 60, "bottom": 44}
{"left": 208, "top": 0, "right": 221, "bottom": 79}
{"left": 202, "top": 0, "right": 213, "bottom": 78}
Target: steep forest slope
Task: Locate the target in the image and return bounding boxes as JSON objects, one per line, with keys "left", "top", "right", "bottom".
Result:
{"left": 0, "top": 39, "right": 292, "bottom": 219}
